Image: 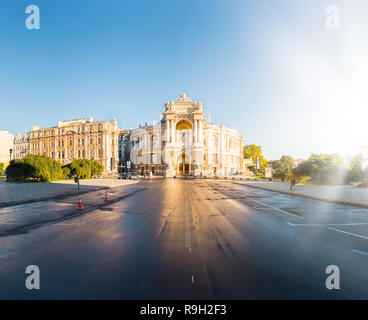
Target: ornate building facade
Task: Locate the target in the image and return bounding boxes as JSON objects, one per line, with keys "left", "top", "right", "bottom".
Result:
{"left": 128, "top": 93, "right": 244, "bottom": 177}
{"left": 29, "top": 117, "right": 119, "bottom": 174}
{"left": 13, "top": 133, "right": 29, "bottom": 159}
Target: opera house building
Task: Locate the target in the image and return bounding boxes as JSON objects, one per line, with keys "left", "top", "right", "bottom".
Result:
{"left": 125, "top": 93, "right": 244, "bottom": 177}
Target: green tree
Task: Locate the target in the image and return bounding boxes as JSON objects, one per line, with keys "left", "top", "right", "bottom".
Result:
{"left": 243, "top": 144, "right": 262, "bottom": 160}
{"left": 243, "top": 144, "right": 268, "bottom": 175}
{"left": 0, "top": 163, "right": 4, "bottom": 176}
{"left": 23, "top": 154, "right": 63, "bottom": 182}
{"left": 270, "top": 155, "right": 294, "bottom": 181}
{"left": 90, "top": 160, "right": 103, "bottom": 177}
{"left": 349, "top": 155, "right": 364, "bottom": 182}
{"left": 62, "top": 165, "right": 71, "bottom": 178}
{"left": 5, "top": 159, "right": 35, "bottom": 181}
{"left": 293, "top": 153, "right": 349, "bottom": 184}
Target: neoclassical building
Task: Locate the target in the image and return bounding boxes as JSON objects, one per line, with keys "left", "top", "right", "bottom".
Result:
{"left": 29, "top": 117, "right": 119, "bottom": 174}
{"left": 13, "top": 133, "right": 29, "bottom": 159}
{"left": 127, "top": 93, "right": 244, "bottom": 177}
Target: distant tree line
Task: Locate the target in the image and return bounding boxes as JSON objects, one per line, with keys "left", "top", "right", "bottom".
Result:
{"left": 292, "top": 153, "right": 366, "bottom": 184}
{"left": 5, "top": 155, "right": 103, "bottom": 182}
{"left": 243, "top": 144, "right": 367, "bottom": 184}
{"left": 269, "top": 153, "right": 367, "bottom": 184}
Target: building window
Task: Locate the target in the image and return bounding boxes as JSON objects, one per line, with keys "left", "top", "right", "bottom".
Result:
{"left": 90, "top": 138, "right": 93, "bottom": 144}
{"left": 69, "top": 140, "right": 72, "bottom": 146}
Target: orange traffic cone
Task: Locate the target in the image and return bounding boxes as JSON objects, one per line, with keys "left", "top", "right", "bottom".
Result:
{"left": 77, "top": 197, "right": 84, "bottom": 210}
{"left": 104, "top": 191, "right": 109, "bottom": 201}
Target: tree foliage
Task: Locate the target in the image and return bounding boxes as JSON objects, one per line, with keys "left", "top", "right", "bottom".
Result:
{"left": 292, "top": 153, "right": 365, "bottom": 184}
{"left": 270, "top": 155, "right": 294, "bottom": 181}
{"left": 243, "top": 144, "right": 268, "bottom": 175}
{"left": 63, "top": 159, "right": 104, "bottom": 179}
{"left": 5, "top": 155, "right": 63, "bottom": 182}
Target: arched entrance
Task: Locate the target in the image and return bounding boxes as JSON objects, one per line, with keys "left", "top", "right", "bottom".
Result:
{"left": 177, "top": 152, "right": 190, "bottom": 175}
{"left": 175, "top": 119, "right": 193, "bottom": 146}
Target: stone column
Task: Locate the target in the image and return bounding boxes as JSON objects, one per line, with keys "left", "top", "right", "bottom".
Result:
{"left": 166, "top": 120, "right": 170, "bottom": 142}
{"left": 171, "top": 120, "right": 175, "bottom": 144}
{"left": 194, "top": 120, "right": 197, "bottom": 143}
{"left": 199, "top": 120, "right": 203, "bottom": 143}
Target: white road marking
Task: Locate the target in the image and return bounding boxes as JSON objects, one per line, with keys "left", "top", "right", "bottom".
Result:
{"left": 328, "top": 227, "right": 368, "bottom": 240}
{"left": 57, "top": 222, "right": 84, "bottom": 226}
{"left": 352, "top": 249, "right": 368, "bottom": 256}
{"left": 185, "top": 201, "right": 191, "bottom": 250}
{"left": 0, "top": 222, "right": 23, "bottom": 224}
{"left": 245, "top": 196, "right": 303, "bottom": 219}
{"left": 288, "top": 222, "right": 368, "bottom": 227}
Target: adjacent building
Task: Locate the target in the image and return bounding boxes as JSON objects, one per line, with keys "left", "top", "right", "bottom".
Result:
{"left": 28, "top": 117, "right": 119, "bottom": 174}
{"left": 0, "top": 130, "right": 14, "bottom": 163}
{"left": 13, "top": 133, "right": 29, "bottom": 159}
{"left": 127, "top": 93, "right": 244, "bottom": 177}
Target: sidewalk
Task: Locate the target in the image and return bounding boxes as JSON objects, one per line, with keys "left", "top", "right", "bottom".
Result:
{"left": 0, "top": 178, "right": 139, "bottom": 207}
{"left": 234, "top": 180, "right": 368, "bottom": 208}
{"left": 0, "top": 183, "right": 145, "bottom": 236}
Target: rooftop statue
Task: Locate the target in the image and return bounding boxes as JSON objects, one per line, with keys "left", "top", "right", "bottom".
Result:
{"left": 176, "top": 92, "right": 192, "bottom": 103}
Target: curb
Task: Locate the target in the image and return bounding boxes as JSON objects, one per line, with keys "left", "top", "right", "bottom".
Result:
{"left": 0, "top": 180, "right": 140, "bottom": 208}
{"left": 233, "top": 182, "right": 368, "bottom": 209}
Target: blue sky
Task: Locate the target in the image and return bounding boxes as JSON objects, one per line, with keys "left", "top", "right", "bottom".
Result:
{"left": 1, "top": 0, "right": 368, "bottom": 160}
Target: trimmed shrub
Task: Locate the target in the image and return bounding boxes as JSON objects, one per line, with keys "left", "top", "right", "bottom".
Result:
{"left": 69, "top": 159, "right": 91, "bottom": 178}
{"left": 62, "top": 165, "right": 71, "bottom": 178}
{"left": 5, "top": 159, "right": 35, "bottom": 181}
{"left": 6, "top": 155, "right": 63, "bottom": 182}
{"left": 67, "top": 159, "right": 103, "bottom": 179}
{"left": 90, "top": 160, "right": 103, "bottom": 177}
{"left": 23, "top": 155, "right": 63, "bottom": 182}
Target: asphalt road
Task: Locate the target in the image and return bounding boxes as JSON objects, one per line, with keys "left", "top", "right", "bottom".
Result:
{"left": 1, "top": 179, "right": 368, "bottom": 299}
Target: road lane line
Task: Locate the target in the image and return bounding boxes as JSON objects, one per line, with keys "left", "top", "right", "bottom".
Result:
{"left": 328, "top": 227, "right": 368, "bottom": 240}
{"left": 0, "top": 222, "right": 24, "bottom": 224}
{"left": 185, "top": 202, "right": 191, "bottom": 251}
{"left": 352, "top": 249, "right": 368, "bottom": 256}
{"left": 288, "top": 222, "right": 368, "bottom": 227}
{"left": 245, "top": 196, "right": 303, "bottom": 219}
